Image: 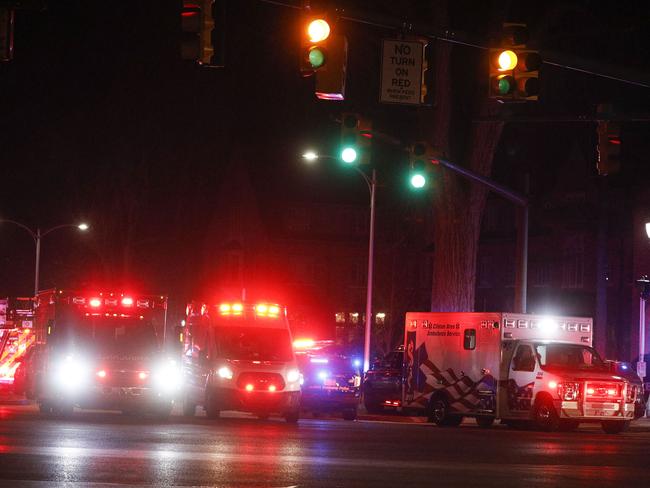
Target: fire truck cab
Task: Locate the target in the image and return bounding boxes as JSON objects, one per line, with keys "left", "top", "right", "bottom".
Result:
{"left": 181, "top": 301, "right": 301, "bottom": 422}
{"left": 32, "top": 290, "right": 180, "bottom": 417}
{"left": 402, "top": 312, "right": 639, "bottom": 434}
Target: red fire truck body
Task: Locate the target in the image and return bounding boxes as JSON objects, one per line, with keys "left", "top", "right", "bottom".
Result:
{"left": 403, "top": 312, "right": 639, "bottom": 433}
{"left": 0, "top": 297, "right": 35, "bottom": 385}
{"left": 32, "top": 289, "right": 180, "bottom": 416}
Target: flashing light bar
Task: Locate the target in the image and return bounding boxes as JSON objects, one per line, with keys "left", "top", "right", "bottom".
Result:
{"left": 78, "top": 295, "right": 152, "bottom": 309}
{"left": 293, "top": 338, "right": 315, "bottom": 350}
{"left": 217, "top": 302, "right": 281, "bottom": 318}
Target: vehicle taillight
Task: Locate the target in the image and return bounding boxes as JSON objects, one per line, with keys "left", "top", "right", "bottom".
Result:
{"left": 89, "top": 298, "right": 102, "bottom": 308}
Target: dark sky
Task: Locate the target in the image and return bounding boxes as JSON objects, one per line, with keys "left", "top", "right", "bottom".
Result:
{"left": 1, "top": 0, "right": 649, "bottom": 303}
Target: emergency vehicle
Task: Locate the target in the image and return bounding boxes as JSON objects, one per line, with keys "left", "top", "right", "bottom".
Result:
{"left": 402, "top": 312, "right": 639, "bottom": 434}
{"left": 31, "top": 289, "right": 180, "bottom": 417}
{"left": 181, "top": 301, "right": 301, "bottom": 422}
{"left": 0, "top": 297, "right": 35, "bottom": 386}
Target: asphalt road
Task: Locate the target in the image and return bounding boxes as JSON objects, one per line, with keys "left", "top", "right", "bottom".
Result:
{"left": 0, "top": 405, "right": 649, "bottom": 487}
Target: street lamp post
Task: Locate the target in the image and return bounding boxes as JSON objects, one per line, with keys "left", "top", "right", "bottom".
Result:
{"left": 0, "top": 219, "right": 89, "bottom": 296}
{"left": 302, "top": 152, "right": 377, "bottom": 372}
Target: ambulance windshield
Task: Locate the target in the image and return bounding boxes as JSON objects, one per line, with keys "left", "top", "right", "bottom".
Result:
{"left": 215, "top": 327, "right": 292, "bottom": 362}
{"left": 536, "top": 343, "right": 605, "bottom": 372}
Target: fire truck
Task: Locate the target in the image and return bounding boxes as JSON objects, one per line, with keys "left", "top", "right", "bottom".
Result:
{"left": 31, "top": 289, "right": 180, "bottom": 417}
{"left": 0, "top": 297, "right": 35, "bottom": 386}
{"left": 181, "top": 301, "right": 301, "bottom": 422}
{"left": 402, "top": 312, "right": 640, "bottom": 434}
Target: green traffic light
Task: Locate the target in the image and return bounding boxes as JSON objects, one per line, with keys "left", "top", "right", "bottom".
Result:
{"left": 410, "top": 173, "right": 426, "bottom": 189}
{"left": 341, "top": 147, "right": 357, "bottom": 163}
{"left": 497, "top": 75, "right": 514, "bottom": 95}
{"left": 308, "top": 47, "right": 325, "bottom": 69}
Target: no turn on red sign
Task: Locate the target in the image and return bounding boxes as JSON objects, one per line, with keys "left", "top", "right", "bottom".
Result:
{"left": 380, "top": 39, "right": 427, "bottom": 105}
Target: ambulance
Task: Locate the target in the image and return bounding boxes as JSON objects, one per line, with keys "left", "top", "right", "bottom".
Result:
{"left": 181, "top": 301, "right": 302, "bottom": 422}
{"left": 402, "top": 312, "right": 640, "bottom": 433}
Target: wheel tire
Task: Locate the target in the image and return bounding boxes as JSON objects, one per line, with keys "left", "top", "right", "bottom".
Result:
{"left": 38, "top": 401, "right": 53, "bottom": 415}
{"left": 342, "top": 408, "right": 357, "bottom": 421}
{"left": 533, "top": 397, "right": 560, "bottom": 432}
{"left": 364, "top": 402, "right": 382, "bottom": 414}
{"left": 182, "top": 398, "right": 196, "bottom": 417}
{"left": 285, "top": 410, "right": 299, "bottom": 423}
{"left": 559, "top": 420, "right": 580, "bottom": 432}
{"left": 601, "top": 420, "right": 630, "bottom": 434}
{"left": 428, "top": 397, "right": 462, "bottom": 427}
{"left": 204, "top": 390, "right": 221, "bottom": 420}
{"left": 476, "top": 416, "right": 495, "bottom": 429}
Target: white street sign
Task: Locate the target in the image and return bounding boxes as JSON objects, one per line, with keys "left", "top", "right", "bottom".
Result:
{"left": 380, "top": 39, "right": 426, "bottom": 105}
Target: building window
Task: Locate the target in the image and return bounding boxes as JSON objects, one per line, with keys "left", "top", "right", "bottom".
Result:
{"left": 531, "top": 261, "right": 551, "bottom": 287}
{"left": 375, "top": 312, "right": 386, "bottom": 325}
{"left": 350, "top": 312, "right": 359, "bottom": 324}
{"left": 335, "top": 312, "right": 346, "bottom": 323}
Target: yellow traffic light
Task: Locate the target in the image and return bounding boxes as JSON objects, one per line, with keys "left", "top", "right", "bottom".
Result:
{"left": 307, "top": 19, "right": 330, "bottom": 43}
{"left": 497, "top": 50, "right": 518, "bottom": 71}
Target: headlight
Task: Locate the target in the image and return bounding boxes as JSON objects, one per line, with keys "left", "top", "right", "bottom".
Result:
{"left": 217, "top": 366, "right": 234, "bottom": 379}
{"left": 556, "top": 381, "right": 581, "bottom": 401}
{"left": 55, "top": 355, "right": 89, "bottom": 390}
{"left": 153, "top": 359, "right": 183, "bottom": 392}
{"left": 287, "top": 369, "right": 300, "bottom": 383}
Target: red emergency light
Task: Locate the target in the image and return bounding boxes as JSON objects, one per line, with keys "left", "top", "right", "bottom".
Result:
{"left": 89, "top": 298, "right": 102, "bottom": 308}
{"left": 245, "top": 384, "right": 254, "bottom": 392}
{"left": 121, "top": 297, "right": 134, "bottom": 307}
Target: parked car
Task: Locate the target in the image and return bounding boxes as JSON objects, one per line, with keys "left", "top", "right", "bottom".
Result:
{"left": 296, "top": 341, "right": 361, "bottom": 420}
{"left": 362, "top": 346, "right": 404, "bottom": 413}
{"left": 604, "top": 359, "right": 646, "bottom": 419}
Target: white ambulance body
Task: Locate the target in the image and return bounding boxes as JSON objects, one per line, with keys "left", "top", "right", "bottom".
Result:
{"left": 402, "top": 312, "right": 639, "bottom": 433}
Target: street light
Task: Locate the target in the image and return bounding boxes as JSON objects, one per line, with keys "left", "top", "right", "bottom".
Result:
{"left": 302, "top": 151, "right": 376, "bottom": 372}
{"left": 0, "top": 219, "right": 90, "bottom": 296}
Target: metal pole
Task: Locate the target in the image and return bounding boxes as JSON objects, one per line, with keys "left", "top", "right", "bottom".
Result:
{"left": 34, "top": 228, "right": 41, "bottom": 297}
{"left": 639, "top": 296, "right": 646, "bottom": 382}
{"left": 363, "top": 168, "right": 376, "bottom": 373}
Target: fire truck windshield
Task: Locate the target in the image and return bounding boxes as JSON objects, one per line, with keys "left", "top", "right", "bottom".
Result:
{"left": 53, "top": 315, "right": 159, "bottom": 354}
{"left": 535, "top": 343, "right": 606, "bottom": 372}
{"left": 215, "top": 327, "right": 292, "bottom": 362}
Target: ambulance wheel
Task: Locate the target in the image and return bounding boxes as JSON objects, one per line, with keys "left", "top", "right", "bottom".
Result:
{"left": 476, "top": 416, "right": 495, "bottom": 429}
{"left": 601, "top": 420, "right": 630, "bottom": 434}
{"left": 342, "top": 408, "right": 357, "bottom": 421}
{"left": 533, "top": 397, "right": 560, "bottom": 431}
{"left": 182, "top": 398, "right": 196, "bottom": 417}
{"left": 428, "top": 398, "right": 462, "bottom": 427}
{"left": 284, "top": 410, "right": 300, "bottom": 423}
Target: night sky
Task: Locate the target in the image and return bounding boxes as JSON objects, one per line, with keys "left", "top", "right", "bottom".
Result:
{"left": 2, "top": 0, "right": 650, "bottom": 318}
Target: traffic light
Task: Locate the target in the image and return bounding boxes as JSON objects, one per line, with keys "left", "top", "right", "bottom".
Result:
{"left": 596, "top": 120, "right": 621, "bottom": 176}
{"left": 181, "top": 0, "right": 225, "bottom": 67}
{"left": 488, "top": 23, "right": 540, "bottom": 101}
{"left": 340, "top": 113, "right": 372, "bottom": 164}
{"left": 300, "top": 13, "right": 347, "bottom": 100}
{"left": 408, "top": 142, "right": 436, "bottom": 189}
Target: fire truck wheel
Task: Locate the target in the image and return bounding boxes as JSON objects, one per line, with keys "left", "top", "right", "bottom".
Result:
{"left": 533, "top": 397, "right": 560, "bottom": 431}
{"left": 38, "top": 401, "right": 53, "bottom": 415}
{"left": 182, "top": 399, "right": 196, "bottom": 417}
{"left": 204, "top": 390, "right": 221, "bottom": 419}
{"left": 342, "top": 408, "right": 357, "bottom": 421}
{"left": 476, "top": 416, "right": 495, "bottom": 428}
{"left": 284, "top": 410, "right": 300, "bottom": 423}
{"left": 601, "top": 420, "right": 630, "bottom": 434}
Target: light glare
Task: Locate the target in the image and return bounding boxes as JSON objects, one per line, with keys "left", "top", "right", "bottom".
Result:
{"left": 410, "top": 174, "right": 426, "bottom": 188}
{"left": 307, "top": 19, "right": 330, "bottom": 43}
{"left": 497, "top": 50, "right": 518, "bottom": 70}
{"left": 341, "top": 147, "right": 357, "bottom": 163}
